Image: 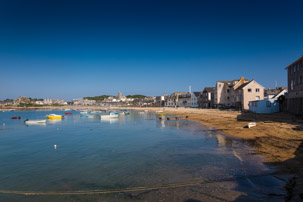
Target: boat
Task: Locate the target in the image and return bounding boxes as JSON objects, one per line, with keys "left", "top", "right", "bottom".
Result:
{"left": 138, "top": 111, "right": 145, "bottom": 114}
{"left": 100, "top": 112, "right": 119, "bottom": 119}
{"left": 80, "top": 111, "right": 88, "bottom": 115}
{"left": 11, "top": 116, "right": 21, "bottom": 119}
{"left": 24, "top": 119, "right": 46, "bottom": 125}
{"left": 157, "top": 113, "right": 165, "bottom": 116}
{"left": 46, "top": 114, "right": 63, "bottom": 119}
{"left": 248, "top": 122, "right": 257, "bottom": 128}
{"left": 87, "top": 115, "right": 95, "bottom": 118}
{"left": 80, "top": 114, "right": 87, "bottom": 117}
{"left": 64, "top": 112, "right": 72, "bottom": 115}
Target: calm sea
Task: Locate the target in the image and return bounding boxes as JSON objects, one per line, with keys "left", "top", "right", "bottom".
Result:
{"left": 0, "top": 110, "right": 286, "bottom": 201}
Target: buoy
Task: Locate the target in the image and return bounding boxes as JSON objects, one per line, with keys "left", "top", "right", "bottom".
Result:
{"left": 167, "top": 117, "right": 170, "bottom": 120}
{"left": 54, "top": 145, "right": 57, "bottom": 149}
{"left": 159, "top": 117, "right": 162, "bottom": 120}
{"left": 185, "top": 116, "right": 189, "bottom": 119}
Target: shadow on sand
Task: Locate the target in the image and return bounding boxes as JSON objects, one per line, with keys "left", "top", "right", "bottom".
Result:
{"left": 234, "top": 111, "right": 303, "bottom": 201}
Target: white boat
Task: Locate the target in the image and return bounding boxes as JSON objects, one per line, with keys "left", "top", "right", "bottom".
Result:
{"left": 100, "top": 113, "right": 119, "bottom": 119}
{"left": 87, "top": 115, "right": 95, "bottom": 118}
{"left": 248, "top": 122, "right": 257, "bottom": 128}
{"left": 25, "top": 119, "right": 46, "bottom": 125}
{"left": 80, "top": 111, "right": 88, "bottom": 115}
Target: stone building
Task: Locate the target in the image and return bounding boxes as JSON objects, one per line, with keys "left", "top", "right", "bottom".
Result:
{"left": 285, "top": 55, "right": 303, "bottom": 115}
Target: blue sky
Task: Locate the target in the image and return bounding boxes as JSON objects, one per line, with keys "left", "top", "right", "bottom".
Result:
{"left": 0, "top": 0, "right": 302, "bottom": 100}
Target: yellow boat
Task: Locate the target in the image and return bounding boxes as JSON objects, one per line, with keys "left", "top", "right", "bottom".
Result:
{"left": 157, "top": 113, "right": 165, "bottom": 116}
{"left": 46, "top": 114, "right": 63, "bottom": 119}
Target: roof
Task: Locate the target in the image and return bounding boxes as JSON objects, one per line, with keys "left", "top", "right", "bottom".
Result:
{"left": 203, "top": 87, "right": 215, "bottom": 93}
{"left": 236, "top": 80, "right": 252, "bottom": 89}
{"left": 285, "top": 55, "right": 303, "bottom": 69}
{"left": 193, "top": 92, "right": 200, "bottom": 97}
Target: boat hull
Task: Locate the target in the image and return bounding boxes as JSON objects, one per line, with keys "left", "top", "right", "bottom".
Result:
{"left": 46, "top": 116, "right": 62, "bottom": 119}
{"left": 25, "top": 120, "right": 46, "bottom": 124}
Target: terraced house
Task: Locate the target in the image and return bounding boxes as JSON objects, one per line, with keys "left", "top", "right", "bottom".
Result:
{"left": 285, "top": 55, "right": 303, "bottom": 115}
{"left": 215, "top": 77, "right": 264, "bottom": 110}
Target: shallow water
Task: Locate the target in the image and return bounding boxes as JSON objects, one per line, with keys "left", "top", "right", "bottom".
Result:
{"left": 0, "top": 110, "right": 286, "bottom": 201}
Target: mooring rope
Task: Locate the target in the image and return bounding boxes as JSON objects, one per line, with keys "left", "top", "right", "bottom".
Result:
{"left": 0, "top": 171, "right": 283, "bottom": 195}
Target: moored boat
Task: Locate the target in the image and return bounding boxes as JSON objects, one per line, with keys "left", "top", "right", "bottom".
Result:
{"left": 11, "top": 116, "right": 21, "bottom": 119}
{"left": 46, "top": 114, "right": 63, "bottom": 119}
{"left": 24, "top": 119, "right": 46, "bottom": 125}
{"left": 64, "top": 112, "right": 72, "bottom": 115}
{"left": 100, "top": 112, "right": 119, "bottom": 119}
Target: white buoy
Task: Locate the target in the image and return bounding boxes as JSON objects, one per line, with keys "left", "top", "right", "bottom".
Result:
{"left": 54, "top": 145, "right": 57, "bottom": 149}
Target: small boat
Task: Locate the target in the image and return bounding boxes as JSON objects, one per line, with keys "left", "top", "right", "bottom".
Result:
{"left": 64, "top": 112, "right": 72, "bottom": 115}
{"left": 80, "top": 111, "right": 88, "bottom": 115}
{"left": 157, "top": 113, "right": 165, "bottom": 117}
{"left": 248, "top": 122, "right": 257, "bottom": 128}
{"left": 11, "top": 116, "right": 21, "bottom": 119}
{"left": 87, "top": 115, "right": 95, "bottom": 118}
{"left": 46, "top": 114, "right": 63, "bottom": 119}
{"left": 24, "top": 119, "right": 46, "bottom": 125}
{"left": 100, "top": 113, "right": 119, "bottom": 119}
{"left": 138, "top": 111, "right": 145, "bottom": 114}
{"left": 80, "top": 114, "right": 87, "bottom": 117}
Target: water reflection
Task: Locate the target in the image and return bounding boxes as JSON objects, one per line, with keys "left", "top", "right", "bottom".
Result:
{"left": 47, "top": 119, "right": 62, "bottom": 125}
{"left": 100, "top": 119, "right": 119, "bottom": 124}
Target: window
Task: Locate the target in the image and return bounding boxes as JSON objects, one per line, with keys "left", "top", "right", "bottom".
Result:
{"left": 256, "top": 96, "right": 260, "bottom": 100}
{"left": 291, "top": 67, "right": 293, "bottom": 74}
{"left": 297, "top": 63, "right": 300, "bottom": 72}
{"left": 219, "top": 84, "right": 222, "bottom": 87}
{"left": 227, "top": 96, "right": 230, "bottom": 100}
{"left": 300, "top": 76, "right": 302, "bottom": 84}
{"left": 248, "top": 88, "right": 252, "bottom": 92}
{"left": 256, "top": 88, "right": 260, "bottom": 92}
{"left": 266, "top": 101, "right": 271, "bottom": 107}
{"left": 227, "top": 89, "right": 230, "bottom": 93}
{"left": 291, "top": 80, "right": 294, "bottom": 90}
{"left": 294, "top": 65, "right": 296, "bottom": 72}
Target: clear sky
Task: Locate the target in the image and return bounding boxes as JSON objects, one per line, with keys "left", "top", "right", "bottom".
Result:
{"left": 0, "top": 0, "right": 302, "bottom": 100}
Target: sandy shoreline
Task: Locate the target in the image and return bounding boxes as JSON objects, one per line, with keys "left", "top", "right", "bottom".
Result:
{"left": 2, "top": 106, "right": 303, "bottom": 200}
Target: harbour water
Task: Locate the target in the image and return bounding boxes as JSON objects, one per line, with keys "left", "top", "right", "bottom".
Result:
{"left": 0, "top": 110, "right": 287, "bottom": 201}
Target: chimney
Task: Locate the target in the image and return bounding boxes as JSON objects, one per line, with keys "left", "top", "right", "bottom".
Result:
{"left": 241, "top": 77, "right": 245, "bottom": 84}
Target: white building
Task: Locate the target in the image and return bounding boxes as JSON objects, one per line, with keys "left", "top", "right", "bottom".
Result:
{"left": 249, "top": 88, "right": 287, "bottom": 114}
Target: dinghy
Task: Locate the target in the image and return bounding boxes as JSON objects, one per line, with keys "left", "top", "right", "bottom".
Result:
{"left": 46, "top": 114, "right": 63, "bottom": 119}
{"left": 100, "top": 113, "right": 119, "bottom": 119}
{"left": 24, "top": 119, "right": 46, "bottom": 125}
